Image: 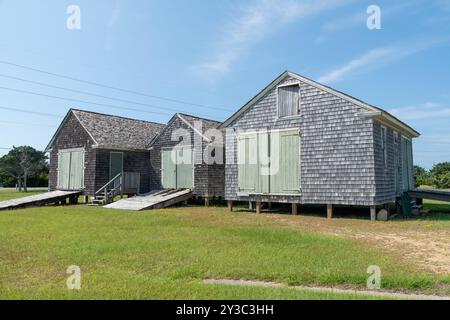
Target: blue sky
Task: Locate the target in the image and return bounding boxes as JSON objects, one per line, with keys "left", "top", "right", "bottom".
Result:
{"left": 0, "top": 0, "right": 449, "bottom": 169}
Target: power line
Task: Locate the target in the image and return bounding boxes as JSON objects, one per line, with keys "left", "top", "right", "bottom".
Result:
{"left": 0, "top": 120, "right": 56, "bottom": 128}
{"left": 0, "top": 105, "right": 62, "bottom": 118}
{"left": 0, "top": 59, "right": 230, "bottom": 112}
{"left": 0, "top": 73, "right": 212, "bottom": 116}
{"left": 0, "top": 85, "right": 175, "bottom": 116}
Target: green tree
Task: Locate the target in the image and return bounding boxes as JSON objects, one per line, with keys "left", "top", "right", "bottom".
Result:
{"left": 413, "top": 165, "right": 430, "bottom": 188}
{"left": 0, "top": 146, "right": 48, "bottom": 192}
{"left": 430, "top": 162, "right": 450, "bottom": 189}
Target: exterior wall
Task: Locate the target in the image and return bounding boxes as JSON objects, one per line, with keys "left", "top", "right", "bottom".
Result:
{"left": 94, "top": 149, "right": 151, "bottom": 195}
{"left": 48, "top": 113, "right": 96, "bottom": 195}
{"left": 149, "top": 116, "right": 224, "bottom": 197}
{"left": 373, "top": 120, "right": 413, "bottom": 204}
{"left": 225, "top": 76, "right": 377, "bottom": 206}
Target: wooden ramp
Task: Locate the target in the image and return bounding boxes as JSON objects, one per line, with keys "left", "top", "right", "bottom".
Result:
{"left": 408, "top": 189, "right": 450, "bottom": 202}
{"left": 0, "top": 190, "right": 83, "bottom": 211}
{"left": 104, "top": 189, "right": 193, "bottom": 211}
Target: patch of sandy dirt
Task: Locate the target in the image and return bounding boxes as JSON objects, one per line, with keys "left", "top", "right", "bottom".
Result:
{"left": 265, "top": 214, "right": 450, "bottom": 275}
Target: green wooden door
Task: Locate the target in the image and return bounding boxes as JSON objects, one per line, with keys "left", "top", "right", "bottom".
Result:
{"left": 258, "top": 133, "right": 270, "bottom": 193}
{"left": 162, "top": 149, "right": 176, "bottom": 188}
{"left": 69, "top": 150, "right": 84, "bottom": 190}
{"left": 238, "top": 134, "right": 258, "bottom": 192}
{"left": 176, "top": 147, "right": 193, "bottom": 188}
{"left": 270, "top": 130, "right": 300, "bottom": 193}
{"left": 58, "top": 151, "right": 71, "bottom": 190}
{"left": 110, "top": 152, "right": 123, "bottom": 180}
{"left": 58, "top": 149, "right": 84, "bottom": 190}
{"left": 401, "top": 137, "right": 411, "bottom": 191}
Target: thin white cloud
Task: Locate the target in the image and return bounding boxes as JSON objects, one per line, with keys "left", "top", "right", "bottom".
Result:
{"left": 317, "top": 46, "right": 397, "bottom": 84}
{"left": 317, "top": 36, "right": 450, "bottom": 84}
{"left": 192, "top": 0, "right": 353, "bottom": 80}
{"left": 389, "top": 101, "right": 450, "bottom": 122}
{"left": 107, "top": 0, "right": 120, "bottom": 28}
{"left": 315, "top": 12, "right": 365, "bottom": 44}
{"left": 315, "top": 2, "right": 419, "bottom": 44}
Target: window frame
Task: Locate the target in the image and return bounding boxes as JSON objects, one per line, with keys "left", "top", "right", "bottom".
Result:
{"left": 276, "top": 82, "right": 301, "bottom": 119}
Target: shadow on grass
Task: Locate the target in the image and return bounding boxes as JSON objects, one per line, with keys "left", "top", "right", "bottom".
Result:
{"left": 227, "top": 201, "right": 450, "bottom": 222}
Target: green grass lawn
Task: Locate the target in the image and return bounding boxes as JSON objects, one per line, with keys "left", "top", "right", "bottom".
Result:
{"left": 0, "top": 201, "right": 449, "bottom": 300}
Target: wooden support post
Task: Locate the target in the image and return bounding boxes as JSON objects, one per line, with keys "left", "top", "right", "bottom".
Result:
{"left": 384, "top": 203, "right": 390, "bottom": 216}
{"left": 268, "top": 202, "right": 272, "bottom": 210}
{"left": 292, "top": 203, "right": 298, "bottom": 215}
{"left": 204, "top": 197, "right": 210, "bottom": 207}
{"left": 84, "top": 195, "right": 89, "bottom": 204}
{"left": 249, "top": 201, "right": 253, "bottom": 210}
{"left": 227, "top": 200, "right": 233, "bottom": 212}
{"left": 327, "top": 204, "right": 333, "bottom": 219}
{"left": 256, "top": 202, "right": 261, "bottom": 214}
{"left": 70, "top": 196, "right": 78, "bottom": 205}
{"left": 370, "top": 206, "right": 377, "bottom": 221}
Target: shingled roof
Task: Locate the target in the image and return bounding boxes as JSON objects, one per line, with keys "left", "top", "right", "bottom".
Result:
{"left": 177, "top": 113, "right": 222, "bottom": 131}
{"left": 46, "top": 109, "right": 165, "bottom": 151}
{"left": 148, "top": 113, "right": 222, "bottom": 148}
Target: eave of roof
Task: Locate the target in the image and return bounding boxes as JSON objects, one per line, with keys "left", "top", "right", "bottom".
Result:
{"left": 219, "top": 71, "right": 420, "bottom": 138}
{"left": 147, "top": 113, "right": 222, "bottom": 149}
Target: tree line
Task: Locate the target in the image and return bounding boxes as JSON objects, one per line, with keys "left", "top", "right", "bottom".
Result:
{"left": 414, "top": 162, "right": 450, "bottom": 189}
{"left": 0, "top": 146, "right": 48, "bottom": 191}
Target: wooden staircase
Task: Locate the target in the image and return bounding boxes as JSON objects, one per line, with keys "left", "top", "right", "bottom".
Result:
{"left": 91, "top": 173, "right": 124, "bottom": 206}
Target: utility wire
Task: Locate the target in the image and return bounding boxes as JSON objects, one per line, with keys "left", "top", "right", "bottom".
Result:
{"left": 0, "top": 85, "right": 176, "bottom": 116}
{"left": 0, "top": 120, "right": 56, "bottom": 128}
{"left": 0, "top": 59, "right": 230, "bottom": 112}
{"left": 0, "top": 73, "right": 213, "bottom": 116}
{"left": 0, "top": 105, "right": 63, "bottom": 118}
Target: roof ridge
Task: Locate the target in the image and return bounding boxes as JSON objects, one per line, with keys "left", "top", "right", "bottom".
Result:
{"left": 71, "top": 108, "right": 165, "bottom": 127}
{"left": 176, "top": 112, "right": 222, "bottom": 124}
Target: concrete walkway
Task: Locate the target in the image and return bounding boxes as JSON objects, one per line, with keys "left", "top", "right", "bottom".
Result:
{"left": 203, "top": 279, "right": 450, "bottom": 300}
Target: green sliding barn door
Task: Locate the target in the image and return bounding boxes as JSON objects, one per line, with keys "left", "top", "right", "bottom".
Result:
{"left": 58, "top": 149, "right": 84, "bottom": 190}
{"left": 162, "top": 148, "right": 193, "bottom": 189}
{"left": 176, "top": 147, "right": 193, "bottom": 188}
{"left": 238, "top": 130, "right": 300, "bottom": 194}
{"left": 238, "top": 134, "right": 258, "bottom": 192}
{"left": 270, "top": 130, "right": 300, "bottom": 193}
{"left": 162, "top": 149, "right": 176, "bottom": 188}
{"left": 110, "top": 152, "right": 123, "bottom": 180}
{"left": 401, "top": 137, "right": 413, "bottom": 191}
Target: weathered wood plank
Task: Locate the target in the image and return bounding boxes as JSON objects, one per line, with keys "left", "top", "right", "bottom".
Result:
{"left": 0, "top": 191, "right": 82, "bottom": 211}
{"left": 104, "top": 189, "right": 193, "bottom": 211}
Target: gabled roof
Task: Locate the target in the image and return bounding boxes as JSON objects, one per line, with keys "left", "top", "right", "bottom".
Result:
{"left": 219, "top": 71, "right": 420, "bottom": 138}
{"left": 45, "top": 109, "right": 165, "bottom": 152}
{"left": 148, "top": 113, "right": 222, "bottom": 148}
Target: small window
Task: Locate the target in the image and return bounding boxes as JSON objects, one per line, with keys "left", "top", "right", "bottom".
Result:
{"left": 381, "top": 126, "right": 387, "bottom": 168}
{"left": 278, "top": 84, "right": 300, "bottom": 118}
{"left": 394, "top": 131, "right": 399, "bottom": 145}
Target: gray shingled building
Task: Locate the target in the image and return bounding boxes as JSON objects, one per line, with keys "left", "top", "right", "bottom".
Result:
{"left": 219, "top": 71, "right": 419, "bottom": 219}
{"left": 148, "top": 113, "right": 224, "bottom": 203}
{"left": 46, "top": 109, "right": 165, "bottom": 196}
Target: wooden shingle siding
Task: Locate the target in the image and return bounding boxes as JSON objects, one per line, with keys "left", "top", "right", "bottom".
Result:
{"left": 95, "top": 149, "right": 151, "bottom": 195}
{"left": 47, "top": 109, "right": 164, "bottom": 196}
{"left": 48, "top": 113, "right": 96, "bottom": 195}
{"left": 225, "top": 76, "right": 378, "bottom": 206}
{"left": 149, "top": 115, "right": 224, "bottom": 197}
